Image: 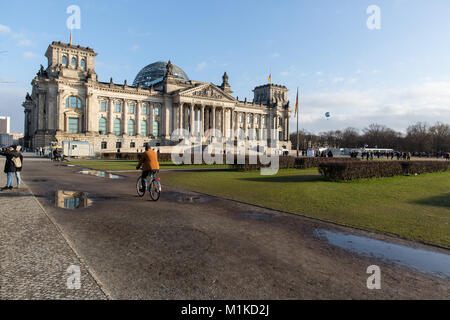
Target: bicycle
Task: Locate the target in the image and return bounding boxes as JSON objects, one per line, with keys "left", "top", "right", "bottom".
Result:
{"left": 136, "top": 171, "right": 161, "bottom": 201}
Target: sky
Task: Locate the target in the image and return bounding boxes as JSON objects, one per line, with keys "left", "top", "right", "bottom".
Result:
{"left": 1, "top": 0, "right": 450, "bottom": 134}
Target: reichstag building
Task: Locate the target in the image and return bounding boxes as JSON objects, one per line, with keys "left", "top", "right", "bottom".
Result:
{"left": 22, "top": 41, "right": 292, "bottom": 154}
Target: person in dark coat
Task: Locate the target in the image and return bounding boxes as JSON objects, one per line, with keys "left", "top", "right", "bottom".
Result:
{"left": 0, "top": 145, "right": 20, "bottom": 190}
{"left": 14, "top": 145, "right": 23, "bottom": 188}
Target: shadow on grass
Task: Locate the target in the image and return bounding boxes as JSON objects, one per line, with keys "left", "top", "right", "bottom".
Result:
{"left": 413, "top": 193, "right": 450, "bottom": 209}
{"left": 238, "top": 174, "right": 324, "bottom": 183}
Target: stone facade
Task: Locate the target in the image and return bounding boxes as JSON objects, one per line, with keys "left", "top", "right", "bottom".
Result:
{"left": 22, "top": 41, "right": 292, "bottom": 155}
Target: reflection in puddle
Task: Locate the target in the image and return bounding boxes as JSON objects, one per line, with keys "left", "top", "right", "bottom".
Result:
{"left": 78, "top": 170, "right": 122, "bottom": 179}
{"left": 316, "top": 229, "right": 450, "bottom": 279}
{"left": 54, "top": 190, "right": 92, "bottom": 209}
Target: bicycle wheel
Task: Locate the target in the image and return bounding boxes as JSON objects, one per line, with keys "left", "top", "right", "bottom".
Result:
{"left": 149, "top": 179, "right": 161, "bottom": 201}
{"left": 136, "top": 177, "right": 145, "bottom": 197}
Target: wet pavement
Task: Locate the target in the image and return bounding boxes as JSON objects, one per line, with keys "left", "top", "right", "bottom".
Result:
{"left": 5, "top": 155, "right": 450, "bottom": 299}
{"left": 77, "top": 170, "right": 122, "bottom": 179}
{"left": 315, "top": 229, "right": 450, "bottom": 280}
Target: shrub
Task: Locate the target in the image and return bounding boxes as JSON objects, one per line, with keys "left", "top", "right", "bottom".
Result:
{"left": 318, "top": 161, "right": 450, "bottom": 181}
{"left": 231, "top": 156, "right": 360, "bottom": 171}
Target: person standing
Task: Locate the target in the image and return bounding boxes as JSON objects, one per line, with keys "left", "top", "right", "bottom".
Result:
{"left": 0, "top": 145, "right": 20, "bottom": 191}
{"left": 14, "top": 145, "right": 23, "bottom": 188}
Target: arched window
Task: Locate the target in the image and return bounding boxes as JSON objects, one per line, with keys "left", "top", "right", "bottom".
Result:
{"left": 80, "top": 58, "right": 86, "bottom": 70}
{"left": 127, "top": 119, "right": 135, "bottom": 136}
{"left": 98, "top": 118, "right": 107, "bottom": 135}
{"left": 71, "top": 57, "right": 77, "bottom": 67}
{"left": 140, "top": 121, "right": 147, "bottom": 136}
{"left": 62, "top": 55, "right": 68, "bottom": 66}
{"left": 65, "top": 96, "right": 82, "bottom": 109}
{"left": 113, "top": 119, "right": 121, "bottom": 136}
{"left": 153, "top": 121, "right": 159, "bottom": 137}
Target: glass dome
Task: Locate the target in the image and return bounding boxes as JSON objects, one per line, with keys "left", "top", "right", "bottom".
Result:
{"left": 133, "top": 61, "right": 189, "bottom": 88}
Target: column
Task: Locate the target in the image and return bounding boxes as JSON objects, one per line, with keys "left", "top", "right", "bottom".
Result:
{"left": 201, "top": 105, "right": 205, "bottom": 138}
{"left": 149, "top": 103, "right": 154, "bottom": 137}
{"left": 222, "top": 108, "right": 226, "bottom": 138}
{"left": 108, "top": 98, "right": 113, "bottom": 134}
{"left": 179, "top": 102, "right": 184, "bottom": 130}
{"left": 122, "top": 99, "right": 127, "bottom": 135}
{"left": 86, "top": 92, "right": 94, "bottom": 133}
{"left": 190, "top": 104, "right": 194, "bottom": 137}
{"left": 212, "top": 106, "right": 216, "bottom": 136}
{"left": 136, "top": 101, "right": 141, "bottom": 136}
{"left": 285, "top": 116, "right": 289, "bottom": 141}
{"left": 56, "top": 90, "right": 64, "bottom": 131}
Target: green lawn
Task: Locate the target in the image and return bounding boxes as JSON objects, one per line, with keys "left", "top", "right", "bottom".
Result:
{"left": 68, "top": 160, "right": 231, "bottom": 171}
{"left": 159, "top": 168, "right": 450, "bottom": 248}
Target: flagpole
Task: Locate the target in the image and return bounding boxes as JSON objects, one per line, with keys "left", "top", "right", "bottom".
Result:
{"left": 296, "top": 87, "right": 299, "bottom": 158}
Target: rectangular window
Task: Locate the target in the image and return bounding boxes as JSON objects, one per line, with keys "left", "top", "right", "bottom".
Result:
{"left": 130, "top": 142, "right": 136, "bottom": 148}
{"left": 68, "top": 118, "right": 79, "bottom": 133}
{"left": 116, "top": 142, "right": 122, "bottom": 149}
{"left": 115, "top": 103, "right": 121, "bottom": 113}
{"left": 142, "top": 106, "right": 147, "bottom": 114}
{"left": 101, "top": 141, "right": 107, "bottom": 149}
{"left": 153, "top": 122, "right": 159, "bottom": 136}
{"left": 100, "top": 101, "right": 107, "bottom": 112}
{"left": 129, "top": 104, "right": 135, "bottom": 114}
{"left": 154, "top": 107, "right": 160, "bottom": 116}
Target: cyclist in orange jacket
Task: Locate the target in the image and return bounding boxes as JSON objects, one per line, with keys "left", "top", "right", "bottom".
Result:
{"left": 136, "top": 144, "right": 160, "bottom": 192}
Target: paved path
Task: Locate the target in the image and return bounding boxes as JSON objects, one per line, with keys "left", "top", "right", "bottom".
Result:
{"left": 0, "top": 158, "right": 107, "bottom": 299}
{"left": 1, "top": 154, "right": 449, "bottom": 299}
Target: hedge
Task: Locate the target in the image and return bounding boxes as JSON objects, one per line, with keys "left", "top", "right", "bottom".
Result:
{"left": 318, "top": 161, "right": 450, "bottom": 181}
{"left": 231, "top": 156, "right": 360, "bottom": 171}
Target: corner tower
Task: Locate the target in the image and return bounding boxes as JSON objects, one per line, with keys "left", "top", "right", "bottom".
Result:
{"left": 44, "top": 41, "right": 98, "bottom": 81}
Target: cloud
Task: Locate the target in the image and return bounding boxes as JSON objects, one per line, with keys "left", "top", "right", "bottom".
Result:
{"left": 0, "top": 24, "right": 11, "bottom": 33}
{"left": 130, "top": 44, "right": 139, "bottom": 52}
{"left": 17, "top": 39, "right": 32, "bottom": 47}
{"left": 332, "top": 77, "right": 345, "bottom": 83}
{"left": 348, "top": 78, "right": 358, "bottom": 84}
{"left": 271, "top": 52, "right": 280, "bottom": 58}
{"left": 22, "top": 51, "right": 37, "bottom": 58}
{"left": 290, "top": 81, "right": 450, "bottom": 133}
{"left": 316, "top": 71, "right": 323, "bottom": 76}
{"left": 195, "top": 61, "right": 207, "bottom": 71}
{"left": 280, "top": 71, "right": 289, "bottom": 76}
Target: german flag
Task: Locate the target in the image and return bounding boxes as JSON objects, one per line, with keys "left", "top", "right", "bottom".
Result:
{"left": 268, "top": 73, "right": 271, "bottom": 84}
{"left": 294, "top": 88, "right": 299, "bottom": 118}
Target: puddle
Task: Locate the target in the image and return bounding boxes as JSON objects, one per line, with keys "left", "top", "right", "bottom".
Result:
{"left": 32, "top": 179, "right": 48, "bottom": 182}
{"left": 54, "top": 190, "right": 92, "bottom": 209}
{"left": 315, "top": 229, "right": 450, "bottom": 279}
{"left": 237, "top": 212, "right": 275, "bottom": 221}
{"left": 78, "top": 170, "right": 122, "bottom": 179}
{"left": 162, "top": 191, "right": 213, "bottom": 203}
